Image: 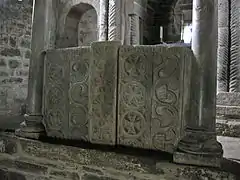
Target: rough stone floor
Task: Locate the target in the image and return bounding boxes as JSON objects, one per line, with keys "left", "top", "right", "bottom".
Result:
{"left": 0, "top": 118, "right": 239, "bottom": 179}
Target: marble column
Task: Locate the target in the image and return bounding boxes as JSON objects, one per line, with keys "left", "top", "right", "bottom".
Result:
{"left": 129, "top": 14, "right": 140, "bottom": 45}
{"left": 16, "top": 0, "right": 56, "bottom": 139}
{"left": 217, "top": 0, "right": 229, "bottom": 92}
{"left": 99, "top": 0, "right": 109, "bottom": 41}
{"left": 174, "top": 0, "right": 223, "bottom": 168}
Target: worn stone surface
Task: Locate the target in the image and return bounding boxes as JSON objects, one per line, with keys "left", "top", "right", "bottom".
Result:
{"left": 89, "top": 41, "right": 120, "bottom": 145}
{"left": 217, "top": 0, "right": 229, "bottom": 92}
{"left": 0, "top": 132, "right": 237, "bottom": 180}
{"left": 43, "top": 47, "right": 91, "bottom": 140}
{"left": 216, "top": 119, "right": 240, "bottom": 137}
{"left": 0, "top": 0, "right": 32, "bottom": 117}
{"left": 217, "top": 136, "right": 240, "bottom": 161}
{"left": 217, "top": 92, "right": 240, "bottom": 106}
{"left": 118, "top": 45, "right": 193, "bottom": 153}
{"left": 216, "top": 105, "right": 240, "bottom": 118}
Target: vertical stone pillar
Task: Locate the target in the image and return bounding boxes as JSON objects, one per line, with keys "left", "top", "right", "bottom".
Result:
{"left": 174, "top": 0, "right": 223, "bottom": 168}
{"left": 108, "top": 0, "right": 121, "bottom": 41}
{"left": 16, "top": 0, "right": 56, "bottom": 139}
{"left": 230, "top": 0, "right": 240, "bottom": 92}
{"left": 217, "top": 0, "right": 229, "bottom": 92}
{"left": 99, "top": 0, "right": 109, "bottom": 41}
{"left": 129, "top": 14, "right": 140, "bottom": 45}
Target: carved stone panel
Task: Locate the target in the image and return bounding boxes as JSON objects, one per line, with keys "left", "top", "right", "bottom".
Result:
{"left": 69, "top": 47, "right": 91, "bottom": 141}
{"left": 118, "top": 46, "right": 192, "bottom": 153}
{"left": 118, "top": 46, "right": 152, "bottom": 149}
{"left": 43, "top": 49, "right": 70, "bottom": 138}
{"left": 89, "top": 41, "right": 121, "bottom": 145}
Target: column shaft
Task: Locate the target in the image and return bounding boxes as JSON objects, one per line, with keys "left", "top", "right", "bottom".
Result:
{"left": 174, "top": 0, "right": 223, "bottom": 168}
{"left": 99, "top": 0, "right": 109, "bottom": 41}
{"left": 217, "top": 0, "right": 230, "bottom": 92}
{"left": 16, "top": 0, "right": 56, "bottom": 138}
{"left": 230, "top": 0, "right": 240, "bottom": 92}
{"left": 191, "top": 0, "right": 217, "bottom": 130}
{"left": 130, "top": 14, "right": 140, "bottom": 45}
{"left": 108, "top": 0, "right": 121, "bottom": 41}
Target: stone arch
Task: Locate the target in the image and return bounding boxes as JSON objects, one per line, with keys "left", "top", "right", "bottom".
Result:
{"left": 56, "top": 0, "right": 99, "bottom": 48}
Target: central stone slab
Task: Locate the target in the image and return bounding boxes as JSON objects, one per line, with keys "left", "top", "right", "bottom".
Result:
{"left": 42, "top": 42, "right": 195, "bottom": 153}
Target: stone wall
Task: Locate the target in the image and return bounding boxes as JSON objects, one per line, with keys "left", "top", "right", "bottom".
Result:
{"left": 0, "top": 0, "right": 33, "bottom": 117}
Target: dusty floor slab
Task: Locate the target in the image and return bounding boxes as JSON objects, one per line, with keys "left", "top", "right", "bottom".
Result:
{"left": 0, "top": 132, "right": 238, "bottom": 180}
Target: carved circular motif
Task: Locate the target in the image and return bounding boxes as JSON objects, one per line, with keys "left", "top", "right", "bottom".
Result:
{"left": 122, "top": 111, "right": 145, "bottom": 137}
{"left": 69, "top": 106, "right": 87, "bottom": 127}
{"left": 124, "top": 54, "right": 146, "bottom": 77}
{"left": 157, "top": 55, "right": 179, "bottom": 79}
{"left": 154, "top": 106, "right": 177, "bottom": 128}
{"left": 45, "top": 110, "right": 63, "bottom": 129}
{"left": 47, "top": 87, "right": 63, "bottom": 106}
{"left": 69, "top": 83, "right": 88, "bottom": 104}
{"left": 155, "top": 84, "right": 177, "bottom": 105}
{"left": 48, "top": 64, "right": 63, "bottom": 83}
{"left": 71, "top": 61, "right": 88, "bottom": 83}
{"left": 122, "top": 82, "right": 145, "bottom": 108}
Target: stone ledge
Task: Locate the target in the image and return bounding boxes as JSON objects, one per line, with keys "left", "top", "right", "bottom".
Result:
{"left": 217, "top": 92, "right": 240, "bottom": 106}
{"left": 0, "top": 132, "right": 238, "bottom": 180}
{"left": 216, "top": 105, "right": 240, "bottom": 118}
{"left": 216, "top": 119, "right": 240, "bottom": 137}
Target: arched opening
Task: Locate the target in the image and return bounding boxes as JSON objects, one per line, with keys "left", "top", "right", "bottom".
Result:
{"left": 60, "top": 3, "right": 98, "bottom": 48}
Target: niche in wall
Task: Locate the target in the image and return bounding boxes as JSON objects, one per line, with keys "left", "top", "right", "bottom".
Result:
{"left": 61, "top": 3, "right": 98, "bottom": 48}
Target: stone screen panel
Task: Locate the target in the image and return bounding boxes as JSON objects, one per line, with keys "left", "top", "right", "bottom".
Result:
{"left": 118, "top": 46, "right": 191, "bottom": 153}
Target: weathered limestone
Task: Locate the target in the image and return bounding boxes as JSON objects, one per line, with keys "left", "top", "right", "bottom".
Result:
{"left": 89, "top": 41, "right": 120, "bottom": 145}
{"left": 0, "top": 132, "right": 237, "bottom": 180}
{"left": 216, "top": 0, "right": 240, "bottom": 119}
{"left": 16, "top": 0, "right": 56, "bottom": 139}
{"left": 117, "top": 45, "right": 193, "bottom": 153}
{"left": 230, "top": 0, "right": 240, "bottom": 92}
{"left": 129, "top": 14, "right": 139, "bottom": 45}
{"left": 217, "top": 0, "right": 229, "bottom": 92}
{"left": 99, "top": 0, "right": 109, "bottom": 41}
{"left": 43, "top": 47, "right": 91, "bottom": 140}
{"left": 174, "top": 0, "right": 223, "bottom": 167}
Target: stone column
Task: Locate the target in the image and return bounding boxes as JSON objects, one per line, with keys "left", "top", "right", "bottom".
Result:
{"left": 129, "top": 14, "right": 140, "bottom": 45}
{"left": 99, "top": 0, "right": 109, "bottom": 41}
{"left": 16, "top": 0, "right": 56, "bottom": 139}
{"left": 217, "top": 0, "right": 229, "bottom": 92}
{"left": 174, "top": 0, "right": 223, "bottom": 168}
{"left": 230, "top": 0, "right": 240, "bottom": 92}
{"left": 108, "top": 0, "right": 121, "bottom": 41}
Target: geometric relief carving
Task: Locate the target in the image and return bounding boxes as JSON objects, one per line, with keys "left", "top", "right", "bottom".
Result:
{"left": 43, "top": 49, "right": 69, "bottom": 138}
{"left": 69, "top": 47, "right": 90, "bottom": 141}
{"left": 89, "top": 42, "right": 120, "bottom": 145}
{"left": 151, "top": 47, "right": 182, "bottom": 153}
{"left": 118, "top": 46, "right": 185, "bottom": 153}
{"left": 118, "top": 46, "right": 152, "bottom": 149}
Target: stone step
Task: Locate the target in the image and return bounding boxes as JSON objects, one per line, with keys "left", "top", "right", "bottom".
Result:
{"left": 217, "top": 136, "right": 240, "bottom": 162}
{"left": 216, "top": 105, "right": 240, "bottom": 118}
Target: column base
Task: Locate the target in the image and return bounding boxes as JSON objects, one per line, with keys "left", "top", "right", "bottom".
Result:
{"left": 173, "top": 128, "right": 223, "bottom": 168}
{"left": 15, "top": 114, "right": 45, "bottom": 139}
